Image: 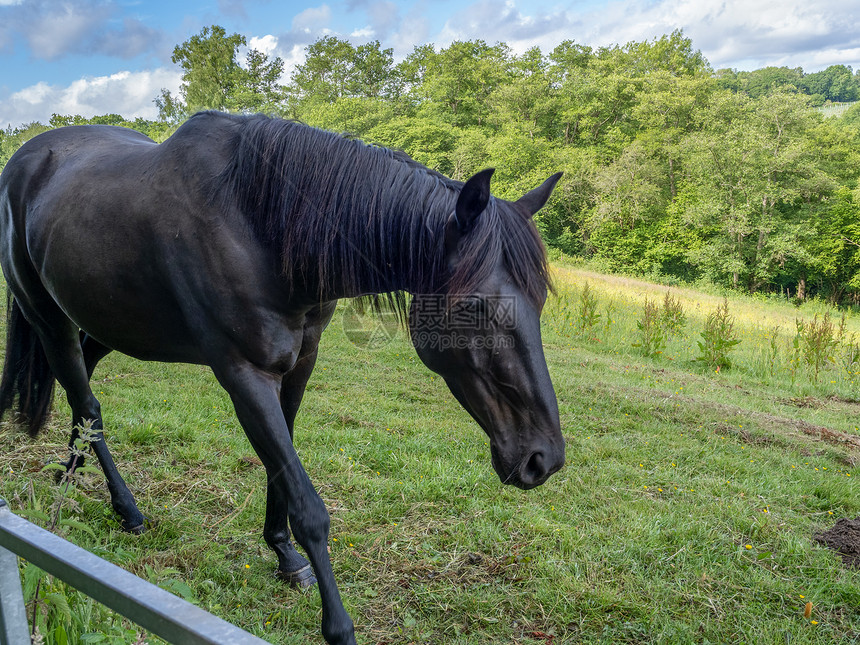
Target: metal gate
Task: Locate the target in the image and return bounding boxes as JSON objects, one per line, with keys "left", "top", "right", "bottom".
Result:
{"left": 0, "top": 498, "right": 270, "bottom": 645}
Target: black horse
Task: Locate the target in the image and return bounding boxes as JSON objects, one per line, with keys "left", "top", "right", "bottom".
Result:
{"left": 0, "top": 111, "right": 565, "bottom": 644}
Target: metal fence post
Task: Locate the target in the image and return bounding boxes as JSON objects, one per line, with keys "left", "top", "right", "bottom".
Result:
{"left": 0, "top": 499, "right": 30, "bottom": 645}
{"left": 0, "top": 497, "right": 270, "bottom": 644}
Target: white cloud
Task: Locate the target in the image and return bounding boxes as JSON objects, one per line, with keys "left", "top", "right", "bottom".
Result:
{"left": 0, "top": 68, "right": 182, "bottom": 127}
{"left": 553, "top": 0, "right": 860, "bottom": 72}
{"left": 249, "top": 35, "right": 280, "bottom": 56}
{"left": 26, "top": 2, "right": 112, "bottom": 60}
{"left": 0, "top": 0, "right": 169, "bottom": 61}
{"left": 672, "top": 0, "right": 860, "bottom": 70}
{"left": 435, "top": 0, "right": 860, "bottom": 71}
{"left": 350, "top": 26, "right": 375, "bottom": 38}
{"left": 292, "top": 5, "right": 332, "bottom": 34}
{"left": 435, "top": 0, "right": 574, "bottom": 54}
{"left": 390, "top": 3, "right": 429, "bottom": 56}
{"left": 366, "top": 1, "right": 399, "bottom": 39}
{"left": 280, "top": 43, "right": 310, "bottom": 81}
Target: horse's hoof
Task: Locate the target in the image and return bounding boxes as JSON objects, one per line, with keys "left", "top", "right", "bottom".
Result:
{"left": 276, "top": 564, "right": 317, "bottom": 589}
{"left": 121, "top": 519, "right": 147, "bottom": 534}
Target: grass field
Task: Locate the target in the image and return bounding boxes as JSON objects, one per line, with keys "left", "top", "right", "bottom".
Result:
{"left": 1, "top": 265, "right": 859, "bottom": 644}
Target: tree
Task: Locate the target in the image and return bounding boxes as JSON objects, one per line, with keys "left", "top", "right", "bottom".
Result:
{"left": 488, "top": 47, "right": 557, "bottom": 140}
{"left": 414, "top": 41, "right": 513, "bottom": 127}
{"left": 547, "top": 40, "right": 595, "bottom": 145}
{"left": 736, "top": 66, "right": 804, "bottom": 98}
{"left": 0, "top": 122, "right": 52, "bottom": 169}
{"left": 172, "top": 25, "right": 247, "bottom": 112}
{"left": 229, "top": 48, "right": 287, "bottom": 113}
{"left": 679, "top": 89, "right": 830, "bottom": 292}
{"left": 289, "top": 37, "right": 396, "bottom": 107}
{"left": 166, "top": 25, "right": 286, "bottom": 115}
{"left": 396, "top": 44, "right": 437, "bottom": 105}
{"left": 155, "top": 88, "right": 185, "bottom": 123}
{"left": 625, "top": 30, "right": 710, "bottom": 77}
{"left": 803, "top": 188, "right": 860, "bottom": 303}
{"left": 802, "top": 65, "right": 860, "bottom": 103}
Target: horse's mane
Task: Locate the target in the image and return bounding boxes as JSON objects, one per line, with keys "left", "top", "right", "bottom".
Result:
{"left": 206, "top": 112, "right": 551, "bottom": 311}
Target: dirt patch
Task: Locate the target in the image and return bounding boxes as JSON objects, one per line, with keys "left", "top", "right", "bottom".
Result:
{"left": 781, "top": 396, "right": 824, "bottom": 409}
{"left": 814, "top": 518, "right": 860, "bottom": 568}
{"left": 828, "top": 394, "right": 860, "bottom": 406}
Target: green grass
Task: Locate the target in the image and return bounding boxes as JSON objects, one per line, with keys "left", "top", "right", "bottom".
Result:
{"left": 1, "top": 267, "right": 859, "bottom": 644}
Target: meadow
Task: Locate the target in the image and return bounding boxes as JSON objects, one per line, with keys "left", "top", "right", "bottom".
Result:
{"left": 0, "top": 264, "right": 858, "bottom": 644}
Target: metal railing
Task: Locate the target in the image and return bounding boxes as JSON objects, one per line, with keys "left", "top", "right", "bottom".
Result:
{"left": 0, "top": 498, "right": 270, "bottom": 644}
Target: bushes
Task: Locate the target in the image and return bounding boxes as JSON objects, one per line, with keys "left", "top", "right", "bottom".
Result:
{"left": 549, "top": 273, "right": 860, "bottom": 389}
{"left": 695, "top": 298, "right": 741, "bottom": 371}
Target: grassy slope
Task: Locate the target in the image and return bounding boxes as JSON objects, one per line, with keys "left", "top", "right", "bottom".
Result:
{"left": 0, "top": 266, "right": 858, "bottom": 644}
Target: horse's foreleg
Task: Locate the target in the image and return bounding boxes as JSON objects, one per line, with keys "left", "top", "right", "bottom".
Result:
{"left": 215, "top": 361, "right": 355, "bottom": 645}
{"left": 63, "top": 396, "right": 145, "bottom": 533}
{"left": 87, "top": 427, "right": 145, "bottom": 533}
{"left": 266, "top": 348, "right": 322, "bottom": 586}
{"left": 266, "top": 485, "right": 316, "bottom": 587}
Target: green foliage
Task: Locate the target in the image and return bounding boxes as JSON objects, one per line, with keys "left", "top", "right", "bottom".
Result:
{"left": 632, "top": 297, "right": 666, "bottom": 357}
{"left": 168, "top": 25, "right": 287, "bottom": 116}
{"left": 0, "top": 121, "right": 52, "bottom": 167}
{"left": 5, "top": 27, "right": 860, "bottom": 305}
{"left": 289, "top": 37, "right": 397, "bottom": 107}
{"left": 716, "top": 64, "right": 860, "bottom": 103}
{"left": 797, "top": 311, "right": 839, "bottom": 382}
{"left": 661, "top": 291, "right": 686, "bottom": 334}
{"left": 696, "top": 298, "right": 742, "bottom": 370}
{"left": 576, "top": 281, "right": 601, "bottom": 334}
{"left": 171, "top": 25, "right": 248, "bottom": 113}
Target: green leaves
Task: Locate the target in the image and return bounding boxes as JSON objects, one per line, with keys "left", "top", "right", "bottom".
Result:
{"left": 168, "top": 25, "right": 287, "bottom": 116}
{"left": 632, "top": 297, "right": 666, "bottom": 358}
{"left": 5, "top": 26, "right": 860, "bottom": 303}
{"left": 695, "top": 298, "right": 742, "bottom": 370}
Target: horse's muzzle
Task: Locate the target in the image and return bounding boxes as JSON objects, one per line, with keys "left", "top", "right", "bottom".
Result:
{"left": 500, "top": 442, "right": 565, "bottom": 490}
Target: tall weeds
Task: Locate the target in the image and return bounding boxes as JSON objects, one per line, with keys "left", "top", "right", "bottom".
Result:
{"left": 632, "top": 298, "right": 666, "bottom": 358}
{"left": 696, "top": 298, "right": 741, "bottom": 371}
{"left": 577, "top": 282, "right": 601, "bottom": 335}
{"left": 661, "top": 291, "right": 687, "bottom": 335}
{"left": 797, "top": 312, "right": 838, "bottom": 382}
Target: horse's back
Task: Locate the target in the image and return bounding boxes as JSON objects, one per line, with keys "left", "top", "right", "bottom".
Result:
{"left": 2, "top": 124, "right": 154, "bottom": 187}
{"left": 1, "top": 126, "right": 157, "bottom": 234}
{"left": 0, "top": 116, "right": 310, "bottom": 368}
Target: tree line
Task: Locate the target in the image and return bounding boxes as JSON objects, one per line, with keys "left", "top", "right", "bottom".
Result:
{"left": 3, "top": 26, "right": 860, "bottom": 304}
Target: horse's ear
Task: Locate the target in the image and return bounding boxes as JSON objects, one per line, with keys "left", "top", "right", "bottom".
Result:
{"left": 515, "top": 172, "right": 563, "bottom": 218}
{"left": 454, "top": 168, "right": 494, "bottom": 234}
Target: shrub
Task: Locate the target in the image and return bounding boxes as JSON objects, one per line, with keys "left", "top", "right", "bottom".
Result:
{"left": 696, "top": 298, "right": 741, "bottom": 370}
{"left": 661, "top": 291, "right": 686, "bottom": 335}
{"left": 632, "top": 298, "right": 666, "bottom": 358}
{"left": 577, "top": 282, "right": 601, "bottom": 335}
{"left": 798, "top": 312, "right": 838, "bottom": 382}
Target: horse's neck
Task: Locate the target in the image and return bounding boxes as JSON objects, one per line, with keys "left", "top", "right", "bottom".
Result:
{"left": 325, "top": 198, "right": 451, "bottom": 301}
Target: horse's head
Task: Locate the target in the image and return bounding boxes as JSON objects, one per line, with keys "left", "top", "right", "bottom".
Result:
{"left": 409, "top": 170, "right": 565, "bottom": 490}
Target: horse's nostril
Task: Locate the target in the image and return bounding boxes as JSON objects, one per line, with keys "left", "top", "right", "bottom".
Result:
{"left": 521, "top": 451, "right": 547, "bottom": 484}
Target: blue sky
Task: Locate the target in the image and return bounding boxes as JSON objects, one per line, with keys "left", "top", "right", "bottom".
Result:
{"left": 1, "top": 0, "right": 859, "bottom": 128}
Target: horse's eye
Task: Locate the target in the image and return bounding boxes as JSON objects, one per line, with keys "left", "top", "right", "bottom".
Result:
{"left": 465, "top": 297, "right": 483, "bottom": 310}
{"left": 459, "top": 297, "right": 487, "bottom": 316}
{"left": 446, "top": 297, "right": 489, "bottom": 330}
